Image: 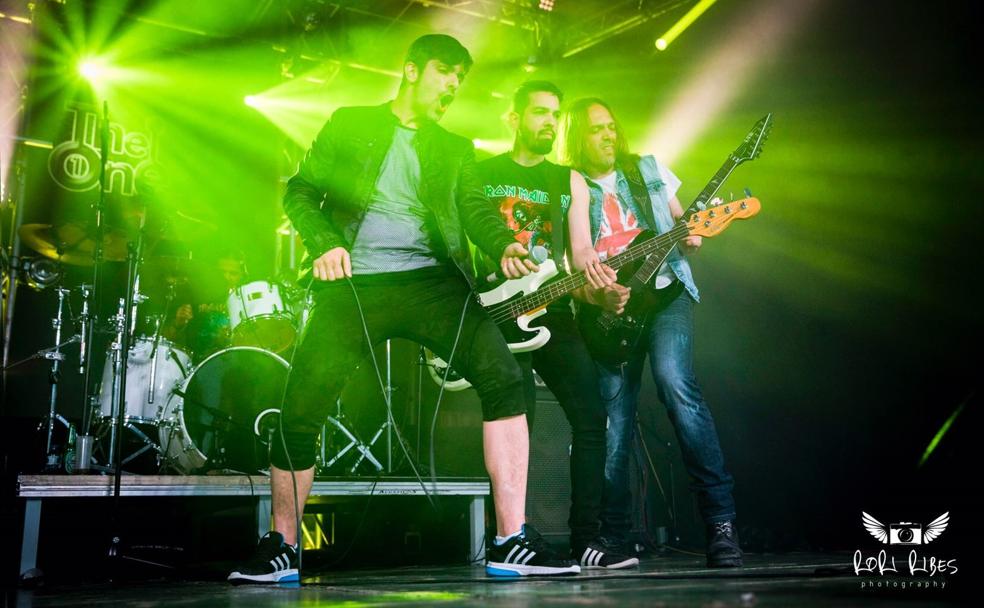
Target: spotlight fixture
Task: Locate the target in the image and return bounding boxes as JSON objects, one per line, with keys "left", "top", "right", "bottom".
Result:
{"left": 654, "top": 0, "right": 718, "bottom": 51}
{"left": 538, "top": 0, "right": 555, "bottom": 12}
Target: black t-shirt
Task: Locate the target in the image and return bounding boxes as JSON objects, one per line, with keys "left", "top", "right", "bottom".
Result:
{"left": 475, "top": 154, "right": 573, "bottom": 309}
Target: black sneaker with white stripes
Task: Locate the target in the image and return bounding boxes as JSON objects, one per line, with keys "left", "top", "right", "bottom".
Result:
{"left": 227, "top": 532, "right": 299, "bottom": 584}
{"left": 574, "top": 537, "right": 640, "bottom": 570}
{"left": 486, "top": 524, "right": 581, "bottom": 577}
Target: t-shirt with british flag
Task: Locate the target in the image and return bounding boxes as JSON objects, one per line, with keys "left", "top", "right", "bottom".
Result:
{"left": 589, "top": 164, "right": 681, "bottom": 288}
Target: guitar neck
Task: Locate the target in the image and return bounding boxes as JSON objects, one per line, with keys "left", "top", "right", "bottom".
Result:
{"left": 624, "top": 155, "right": 744, "bottom": 287}
{"left": 497, "top": 220, "right": 691, "bottom": 316}
{"left": 687, "top": 156, "right": 742, "bottom": 220}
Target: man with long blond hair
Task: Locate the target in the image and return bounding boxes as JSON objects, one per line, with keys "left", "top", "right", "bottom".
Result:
{"left": 561, "top": 97, "right": 743, "bottom": 568}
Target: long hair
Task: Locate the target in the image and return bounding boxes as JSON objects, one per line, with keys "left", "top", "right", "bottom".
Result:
{"left": 559, "top": 97, "right": 634, "bottom": 172}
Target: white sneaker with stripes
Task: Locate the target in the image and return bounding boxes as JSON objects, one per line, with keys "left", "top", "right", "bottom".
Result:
{"left": 486, "top": 524, "right": 581, "bottom": 577}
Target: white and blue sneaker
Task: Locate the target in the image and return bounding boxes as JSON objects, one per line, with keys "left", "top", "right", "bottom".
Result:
{"left": 486, "top": 524, "right": 581, "bottom": 577}
{"left": 228, "top": 532, "right": 300, "bottom": 584}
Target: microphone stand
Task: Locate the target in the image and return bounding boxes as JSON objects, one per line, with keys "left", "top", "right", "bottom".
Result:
{"left": 108, "top": 161, "right": 168, "bottom": 577}
{"left": 81, "top": 101, "right": 167, "bottom": 578}
{"left": 75, "top": 101, "right": 111, "bottom": 470}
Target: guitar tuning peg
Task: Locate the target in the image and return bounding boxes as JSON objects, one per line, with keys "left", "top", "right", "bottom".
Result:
{"left": 744, "top": 187, "right": 753, "bottom": 198}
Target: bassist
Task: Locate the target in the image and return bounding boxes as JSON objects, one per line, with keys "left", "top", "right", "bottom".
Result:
{"left": 474, "top": 81, "right": 638, "bottom": 570}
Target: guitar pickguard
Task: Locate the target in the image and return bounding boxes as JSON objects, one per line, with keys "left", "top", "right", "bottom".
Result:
{"left": 477, "top": 260, "right": 559, "bottom": 353}
{"left": 477, "top": 260, "right": 559, "bottom": 307}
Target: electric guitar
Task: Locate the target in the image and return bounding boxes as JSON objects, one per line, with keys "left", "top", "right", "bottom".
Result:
{"left": 577, "top": 113, "right": 772, "bottom": 365}
{"left": 425, "top": 195, "right": 762, "bottom": 389}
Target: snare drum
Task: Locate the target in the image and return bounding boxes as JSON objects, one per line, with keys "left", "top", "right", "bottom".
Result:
{"left": 158, "top": 347, "right": 289, "bottom": 473}
{"left": 98, "top": 337, "right": 191, "bottom": 424}
{"left": 227, "top": 280, "right": 295, "bottom": 352}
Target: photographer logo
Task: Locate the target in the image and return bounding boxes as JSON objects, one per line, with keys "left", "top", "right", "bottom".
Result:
{"left": 854, "top": 511, "right": 958, "bottom": 591}
{"left": 862, "top": 511, "right": 948, "bottom": 545}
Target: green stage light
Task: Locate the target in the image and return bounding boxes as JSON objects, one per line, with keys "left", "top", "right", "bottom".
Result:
{"left": 244, "top": 95, "right": 259, "bottom": 108}
{"left": 78, "top": 57, "right": 107, "bottom": 81}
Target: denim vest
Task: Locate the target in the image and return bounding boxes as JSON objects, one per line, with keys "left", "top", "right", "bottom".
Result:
{"left": 581, "top": 155, "right": 699, "bottom": 302}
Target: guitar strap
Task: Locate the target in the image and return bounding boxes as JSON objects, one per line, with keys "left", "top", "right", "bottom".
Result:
{"left": 622, "top": 157, "right": 676, "bottom": 291}
{"left": 621, "top": 158, "right": 658, "bottom": 231}
{"left": 547, "top": 163, "right": 569, "bottom": 269}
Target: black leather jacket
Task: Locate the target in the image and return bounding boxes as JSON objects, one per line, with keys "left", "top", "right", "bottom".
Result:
{"left": 284, "top": 103, "right": 516, "bottom": 286}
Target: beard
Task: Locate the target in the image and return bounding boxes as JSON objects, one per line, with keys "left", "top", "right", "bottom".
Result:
{"left": 523, "top": 129, "right": 555, "bottom": 155}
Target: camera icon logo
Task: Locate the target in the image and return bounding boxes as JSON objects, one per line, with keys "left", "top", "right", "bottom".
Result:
{"left": 888, "top": 523, "right": 923, "bottom": 545}
{"left": 863, "top": 512, "right": 948, "bottom": 545}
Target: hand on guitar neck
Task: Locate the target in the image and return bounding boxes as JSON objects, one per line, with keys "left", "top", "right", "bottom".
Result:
{"left": 680, "top": 235, "right": 703, "bottom": 255}
{"left": 570, "top": 245, "right": 617, "bottom": 291}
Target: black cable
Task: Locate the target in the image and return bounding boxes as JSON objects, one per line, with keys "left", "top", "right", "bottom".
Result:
{"left": 274, "top": 282, "right": 314, "bottom": 575}
{"left": 322, "top": 472, "right": 381, "bottom": 568}
{"left": 468, "top": 532, "right": 487, "bottom": 565}
{"left": 346, "top": 278, "right": 441, "bottom": 510}
{"left": 428, "top": 288, "right": 473, "bottom": 486}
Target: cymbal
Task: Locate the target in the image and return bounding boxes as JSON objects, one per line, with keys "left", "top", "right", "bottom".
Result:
{"left": 19, "top": 223, "right": 128, "bottom": 266}
{"left": 173, "top": 209, "right": 217, "bottom": 232}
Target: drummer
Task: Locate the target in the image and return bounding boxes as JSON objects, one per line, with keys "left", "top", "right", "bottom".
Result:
{"left": 162, "top": 248, "right": 247, "bottom": 359}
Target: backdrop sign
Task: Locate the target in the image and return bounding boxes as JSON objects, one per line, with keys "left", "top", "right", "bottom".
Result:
{"left": 46, "top": 104, "right": 160, "bottom": 199}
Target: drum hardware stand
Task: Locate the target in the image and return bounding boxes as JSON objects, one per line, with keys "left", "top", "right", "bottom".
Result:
{"left": 318, "top": 338, "right": 408, "bottom": 475}
{"left": 108, "top": 209, "right": 149, "bottom": 477}
{"left": 118, "top": 421, "right": 161, "bottom": 467}
{"left": 77, "top": 284, "right": 92, "bottom": 374}
{"left": 145, "top": 282, "right": 174, "bottom": 406}
{"left": 42, "top": 287, "right": 75, "bottom": 471}
{"left": 0, "top": 286, "right": 82, "bottom": 469}
{"left": 72, "top": 283, "right": 96, "bottom": 471}
{"left": 75, "top": 102, "right": 111, "bottom": 468}
{"left": 351, "top": 339, "right": 402, "bottom": 473}
{"left": 104, "top": 296, "right": 130, "bottom": 468}
{"left": 320, "top": 398, "right": 384, "bottom": 474}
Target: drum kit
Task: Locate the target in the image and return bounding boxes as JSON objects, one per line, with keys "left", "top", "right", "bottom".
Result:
{"left": 12, "top": 215, "right": 314, "bottom": 476}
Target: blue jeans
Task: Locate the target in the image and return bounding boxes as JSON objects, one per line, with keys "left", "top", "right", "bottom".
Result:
{"left": 598, "top": 291, "right": 736, "bottom": 541}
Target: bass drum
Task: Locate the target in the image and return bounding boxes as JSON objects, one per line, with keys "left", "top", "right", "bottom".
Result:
{"left": 158, "top": 347, "right": 289, "bottom": 473}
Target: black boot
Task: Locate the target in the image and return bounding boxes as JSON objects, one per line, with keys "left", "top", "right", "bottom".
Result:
{"left": 706, "top": 520, "right": 743, "bottom": 568}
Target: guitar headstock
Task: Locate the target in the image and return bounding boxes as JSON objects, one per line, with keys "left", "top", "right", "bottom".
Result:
{"left": 687, "top": 197, "right": 761, "bottom": 237}
{"left": 731, "top": 113, "right": 773, "bottom": 164}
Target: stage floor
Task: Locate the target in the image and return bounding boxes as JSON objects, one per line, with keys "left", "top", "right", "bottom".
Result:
{"left": 10, "top": 552, "right": 967, "bottom": 607}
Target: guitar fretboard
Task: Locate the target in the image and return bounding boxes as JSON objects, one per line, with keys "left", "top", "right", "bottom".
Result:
{"left": 591, "top": 155, "right": 744, "bottom": 327}
{"left": 487, "top": 222, "right": 691, "bottom": 324}
{"left": 628, "top": 153, "right": 741, "bottom": 287}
